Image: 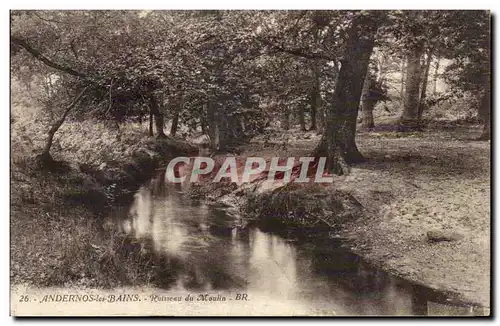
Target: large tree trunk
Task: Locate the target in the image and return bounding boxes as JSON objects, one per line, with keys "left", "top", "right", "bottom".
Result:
{"left": 361, "top": 72, "right": 375, "bottom": 130}
{"left": 148, "top": 94, "right": 167, "bottom": 138}
{"left": 343, "top": 110, "right": 366, "bottom": 164}
{"left": 400, "top": 44, "right": 424, "bottom": 130}
{"left": 39, "top": 86, "right": 89, "bottom": 165}
{"left": 313, "top": 12, "right": 381, "bottom": 174}
{"left": 417, "top": 51, "right": 433, "bottom": 119}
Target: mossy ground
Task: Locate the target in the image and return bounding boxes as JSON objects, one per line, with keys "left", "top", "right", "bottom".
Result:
{"left": 11, "top": 107, "right": 197, "bottom": 288}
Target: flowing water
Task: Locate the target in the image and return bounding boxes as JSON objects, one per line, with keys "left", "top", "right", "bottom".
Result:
{"left": 115, "top": 172, "right": 482, "bottom": 316}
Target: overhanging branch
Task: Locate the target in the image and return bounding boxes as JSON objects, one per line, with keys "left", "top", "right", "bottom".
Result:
{"left": 11, "top": 36, "right": 88, "bottom": 79}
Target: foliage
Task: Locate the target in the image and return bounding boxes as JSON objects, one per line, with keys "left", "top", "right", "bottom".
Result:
{"left": 440, "top": 11, "right": 490, "bottom": 120}
{"left": 11, "top": 10, "right": 491, "bottom": 159}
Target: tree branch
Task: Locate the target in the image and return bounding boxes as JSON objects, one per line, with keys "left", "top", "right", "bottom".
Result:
{"left": 11, "top": 36, "right": 87, "bottom": 79}
{"left": 57, "top": 86, "right": 91, "bottom": 127}
{"left": 258, "top": 37, "right": 335, "bottom": 61}
{"left": 32, "top": 12, "right": 69, "bottom": 25}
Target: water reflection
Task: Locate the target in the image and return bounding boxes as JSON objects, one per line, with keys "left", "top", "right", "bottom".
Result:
{"left": 118, "top": 171, "right": 482, "bottom": 316}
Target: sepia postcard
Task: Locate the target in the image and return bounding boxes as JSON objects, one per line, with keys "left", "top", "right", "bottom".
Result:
{"left": 10, "top": 9, "right": 491, "bottom": 316}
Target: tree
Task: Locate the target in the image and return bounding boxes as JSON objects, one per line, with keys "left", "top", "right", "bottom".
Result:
{"left": 401, "top": 42, "right": 424, "bottom": 129}
{"left": 440, "top": 11, "right": 491, "bottom": 140}
{"left": 11, "top": 11, "right": 197, "bottom": 139}
{"left": 313, "top": 11, "right": 384, "bottom": 174}
{"left": 359, "top": 49, "right": 390, "bottom": 130}
{"left": 384, "top": 11, "right": 444, "bottom": 130}
{"left": 417, "top": 50, "right": 433, "bottom": 119}
{"left": 360, "top": 73, "right": 376, "bottom": 129}
{"left": 12, "top": 9, "right": 490, "bottom": 171}
{"left": 385, "top": 10, "right": 490, "bottom": 134}
{"left": 40, "top": 86, "right": 90, "bottom": 165}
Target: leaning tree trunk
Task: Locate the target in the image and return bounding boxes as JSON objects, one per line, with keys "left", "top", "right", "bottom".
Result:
{"left": 148, "top": 94, "right": 167, "bottom": 138}
{"left": 417, "top": 51, "right": 433, "bottom": 119}
{"left": 361, "top": 72, "right": 375, "bottom": 130}
{"left": 400, "top": 44, "right": 424, "bottom": 130}
{"left": 313, "top": 12, "right": 381, "bottom": 174}
{"left": 39, "top": 86, "right": 89, "bottom": 165}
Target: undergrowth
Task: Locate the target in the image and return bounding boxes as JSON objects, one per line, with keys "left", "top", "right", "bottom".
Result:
{"left": 244, "top": 183, "right": 363, "bottom": 230}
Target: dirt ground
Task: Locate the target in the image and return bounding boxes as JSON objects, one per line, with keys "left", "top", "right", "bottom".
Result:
{"left": 244, "top": 124, "right": 490, "bottom": 308}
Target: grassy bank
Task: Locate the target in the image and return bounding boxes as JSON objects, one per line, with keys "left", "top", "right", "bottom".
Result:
{"left": 11, "top": 105, "right": 197, "bottom": 288}
{"left": 243, "top": 183, "right": 362, "bottom": 231}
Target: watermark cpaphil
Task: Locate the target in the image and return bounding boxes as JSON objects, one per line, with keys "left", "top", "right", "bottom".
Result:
{"left": 165, "top": 156, "right": 335, "bottom": 184}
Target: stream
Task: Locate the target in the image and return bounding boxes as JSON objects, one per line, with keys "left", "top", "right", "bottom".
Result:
{"left": 114, "top": 171, "right": 481, "bottom": 316}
